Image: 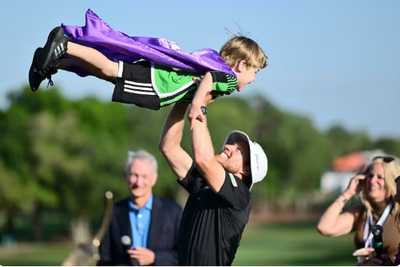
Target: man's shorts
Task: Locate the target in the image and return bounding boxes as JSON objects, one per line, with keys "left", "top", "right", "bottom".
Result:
{"left": 112, "top": 61, "right": 161, "bottom": 110}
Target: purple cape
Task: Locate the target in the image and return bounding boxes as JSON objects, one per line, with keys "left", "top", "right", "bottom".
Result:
{"left": 61, "top": 9, "right": 235, "bottom": 78}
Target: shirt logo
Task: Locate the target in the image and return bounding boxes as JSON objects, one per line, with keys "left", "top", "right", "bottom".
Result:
{"left": 255, "top": 154, "right": 259, "bottom": 171}
{"left": 230, "top": 174, "right": 238, "bottom": 187}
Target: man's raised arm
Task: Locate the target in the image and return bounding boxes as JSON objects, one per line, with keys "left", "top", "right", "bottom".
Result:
{"left": 158, "top": 102, "right": 193, "bottom": 181}
{"left": 191, "top": 115, "right": 226, "bottom": 193}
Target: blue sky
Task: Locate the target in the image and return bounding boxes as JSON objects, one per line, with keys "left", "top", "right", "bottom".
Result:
{"left": 1, "top": 0, "right": 399, "bottom": 139}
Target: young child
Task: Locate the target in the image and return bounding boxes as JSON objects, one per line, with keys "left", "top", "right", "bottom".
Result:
{"left": 29, "top": 9, "right": 267, "bottom": 126}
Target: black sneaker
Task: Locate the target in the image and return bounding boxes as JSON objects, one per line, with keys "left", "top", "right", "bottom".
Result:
{"left": 29, "top": 26, "right": 70, "bottom": 92}
{"left": 29, "top": 48, "right": 58, "bottom": 92}
{"left": 37, "top": 26, "right": 70, "bottom": 70}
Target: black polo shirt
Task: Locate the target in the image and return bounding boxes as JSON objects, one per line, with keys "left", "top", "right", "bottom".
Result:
{"left": 177, "top": 166, "right": 252, "bottom": 266}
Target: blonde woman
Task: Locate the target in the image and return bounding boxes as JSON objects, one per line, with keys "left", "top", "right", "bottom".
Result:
{"left": 317, "top": 156, "right": 400, "bottom": 265}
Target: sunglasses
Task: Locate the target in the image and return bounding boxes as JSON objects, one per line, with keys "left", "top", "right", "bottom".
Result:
{"left": 372, "top": 156, "right": 395, "bottom": 163}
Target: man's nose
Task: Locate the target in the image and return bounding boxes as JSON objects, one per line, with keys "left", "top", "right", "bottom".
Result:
{"left": 136, "top": 176, "right": 146, "bottom": 186}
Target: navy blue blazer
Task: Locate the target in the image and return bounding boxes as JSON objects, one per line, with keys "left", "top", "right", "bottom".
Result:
{"left": 97, "top": 195, "right": 183, "bottom": 266}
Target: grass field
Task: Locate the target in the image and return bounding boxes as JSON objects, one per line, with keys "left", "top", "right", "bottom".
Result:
{"left": 232, "top": 222, "right": 355, "bottom": 266}
{"left": 0, "top": 222, "right": 356, "bottom": 266}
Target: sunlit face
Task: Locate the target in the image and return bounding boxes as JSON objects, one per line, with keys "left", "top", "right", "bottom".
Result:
{"left": 234, "top": 61, "right": 260, "bottom": 92}
{"left": 363, "top": 163, "right": 389, "bottom": 202}
{"left": 216, "top": 141, "right": 251, "bottom": 178}
{"left": 125, "top": 159, "right": 157, "bottom": 199}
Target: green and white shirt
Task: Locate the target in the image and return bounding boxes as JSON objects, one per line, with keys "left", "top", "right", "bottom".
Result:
{"left": 150, "top": 63, "right": 237, "bottom": 107}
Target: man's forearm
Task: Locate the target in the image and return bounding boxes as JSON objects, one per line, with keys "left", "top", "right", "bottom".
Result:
{"left": 158, "top": 102, "right": 189, "bottom": 152}
{"left": 159, "top": 102, "right": 193, "bottom": 181}
{"left": 191, "top": 117, "right": 215, "bottom": 163}
{"left": 191, "top": 116, "right": 227, "bottom": 193}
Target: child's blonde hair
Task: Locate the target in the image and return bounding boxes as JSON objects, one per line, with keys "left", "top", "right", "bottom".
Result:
{"left": 219, "top": 36, "right": 267, "bottom": 70}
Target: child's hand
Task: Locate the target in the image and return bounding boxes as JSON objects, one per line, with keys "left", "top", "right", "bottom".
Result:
{"left": 187, "top": 104, "right": 205, "bottom": 131}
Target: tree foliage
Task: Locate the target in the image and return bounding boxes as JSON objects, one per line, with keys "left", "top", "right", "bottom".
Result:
{"left": 0, "top": 86, "right": 399, "bottom": 238}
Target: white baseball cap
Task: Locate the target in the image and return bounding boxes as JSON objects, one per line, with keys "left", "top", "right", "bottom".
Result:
{"left": 223, "top": 130, "right": 268, "bottom": 190}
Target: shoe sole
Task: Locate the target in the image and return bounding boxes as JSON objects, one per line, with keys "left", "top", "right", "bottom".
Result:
{"left": 37, "top": 26, "right": 65, "bottom": 71}
{"left": 29, "top": 48, "right": 44, "bottom": 92}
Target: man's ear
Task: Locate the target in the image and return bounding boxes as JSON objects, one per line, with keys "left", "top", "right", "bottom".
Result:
{"left": 151, "top": 173, "right": 158, "bottom": 187}
{"left": 243, "top": 165, "right": 251, "bottom": 177}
